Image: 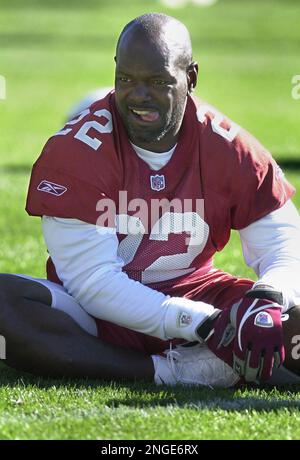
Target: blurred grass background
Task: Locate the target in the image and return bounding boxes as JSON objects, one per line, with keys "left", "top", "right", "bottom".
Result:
{"left": 0, "top": 0, "right": 300, "bottom": 440}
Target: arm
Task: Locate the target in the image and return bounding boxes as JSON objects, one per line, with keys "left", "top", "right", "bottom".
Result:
{"left": 239, "top": 200, "right": 300, "bottom": 311}
{"left": 42, "top": 216, "right": 217, "bottom": 342}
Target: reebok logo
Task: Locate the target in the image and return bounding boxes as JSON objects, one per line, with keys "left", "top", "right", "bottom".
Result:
{"left": 37, "top": 180, "right": 67, "bottom": 196}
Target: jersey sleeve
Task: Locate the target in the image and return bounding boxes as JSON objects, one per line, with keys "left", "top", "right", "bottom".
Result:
{"left": 198, "top": 104, "right": 295, "bottom": 230}
{"left": 230, "top": 128, "right": 295, "bottom": 229}
{"left": 26, "top": 96, "right": 121, "bottom": 226}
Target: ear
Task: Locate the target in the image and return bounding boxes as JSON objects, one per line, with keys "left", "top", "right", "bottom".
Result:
{"left": 187, "top": 61, "right": 198, "bottom": 94}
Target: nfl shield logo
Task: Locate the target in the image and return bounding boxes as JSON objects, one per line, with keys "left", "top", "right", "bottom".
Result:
{"left": 177, "top": 311, "right": 193, "bottom": 328}
{"left": 254, "top": 311, "right": 274, "bottom": 328}
{"left": 150, "top": 174, "right": 166, "bottom": 191}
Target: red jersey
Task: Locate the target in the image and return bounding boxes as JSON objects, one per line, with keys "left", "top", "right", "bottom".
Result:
{"left": 26, "top": 91, "right": 295, "bottom": 290}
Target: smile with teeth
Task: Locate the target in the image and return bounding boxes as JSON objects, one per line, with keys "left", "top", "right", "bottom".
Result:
{"left": 131, "top": 108, "right": 159, "bottom": 122}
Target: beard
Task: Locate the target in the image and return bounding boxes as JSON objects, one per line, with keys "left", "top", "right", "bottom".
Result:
{"left": 125, "top": 104, "right": 185, "bottom": 147}
{"left": 126, "top": 122, "right": 170, "bottom": 145}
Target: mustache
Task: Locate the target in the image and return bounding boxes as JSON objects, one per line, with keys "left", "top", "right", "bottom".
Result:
{"left": 128, "top": 105, "right": 160, "bottom": 111}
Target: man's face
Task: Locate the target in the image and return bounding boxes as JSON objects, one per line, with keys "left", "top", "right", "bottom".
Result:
{"left": 114, "top": 33, "right": 189, "bottom": 152}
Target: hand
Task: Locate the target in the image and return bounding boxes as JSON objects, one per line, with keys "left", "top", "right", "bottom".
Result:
{"left": 206, "top": 296, "right": 285, "bottom": 382}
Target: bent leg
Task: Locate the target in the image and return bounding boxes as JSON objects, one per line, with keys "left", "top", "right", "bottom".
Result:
{"left": 0, "top": 274, "right": 154, "bottom": 381}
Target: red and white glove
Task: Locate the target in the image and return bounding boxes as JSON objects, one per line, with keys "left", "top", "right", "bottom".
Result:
{"left": 204, "top": 294, "right": 285, "bottom": 382}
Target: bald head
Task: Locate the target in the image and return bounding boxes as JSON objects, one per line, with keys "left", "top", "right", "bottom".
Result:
{"left": 116, "top": 13, "right": 193, "bottom": 70}
{"left": 114, "top": 13, "right": 198, "bottom": 152}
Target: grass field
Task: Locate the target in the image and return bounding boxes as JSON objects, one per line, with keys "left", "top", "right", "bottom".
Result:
{"left": 0, "top": 0, "right": 300, "bottom": 440}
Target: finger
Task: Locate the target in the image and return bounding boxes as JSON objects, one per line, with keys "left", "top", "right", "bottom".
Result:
{"left": 244, "top": 365, "right": 259, "bottom": 383}
{"left": 257, "top": 353, "right": 265, "bottom": 380}
{"left": 273, "top": 350, "right": 282, "bottom": 369}
{"left": 233, "top": 353, "right": 245, "bottom": 376}
{"left": 247, "top": 344, "right": 261, "bottom": 371}
{"left": 258, "top": 350, "right": 274, "bottom": 381}
{"left": 244, "top": 349, "right": 260, "bottom": 382}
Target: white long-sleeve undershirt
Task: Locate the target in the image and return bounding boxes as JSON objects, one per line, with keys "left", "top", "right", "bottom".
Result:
{"left": 239, "top": 199, "right": 300, "bottom": 311}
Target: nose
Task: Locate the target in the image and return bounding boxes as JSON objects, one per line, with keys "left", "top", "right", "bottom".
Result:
{"left": 129, "top": 82, "right": 151, "bottom": 104}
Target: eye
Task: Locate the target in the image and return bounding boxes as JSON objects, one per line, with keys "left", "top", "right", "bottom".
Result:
{"left": 153, "top": 79, "right": 168, "bottom": 86}
{"left": 118, "top": 76, "right": 131, "bottom": 83}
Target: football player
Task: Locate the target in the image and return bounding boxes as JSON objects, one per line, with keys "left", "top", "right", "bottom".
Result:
{"left": 1, "top": 13, "right": 300, "bottom": 387}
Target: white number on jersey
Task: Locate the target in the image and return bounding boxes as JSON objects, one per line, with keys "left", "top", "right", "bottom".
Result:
{"left": 197, "top": 105, "right": 240, "bottom": 142}
{"left": 116, "top": 212, "right": 209, "bottom": 284}
{"left": 54, "top": 108, "right": 113, "bottom": 150}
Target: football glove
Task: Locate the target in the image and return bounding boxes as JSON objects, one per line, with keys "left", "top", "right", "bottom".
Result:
{"left": 204, "top": 294, "right": 285, "bottom": 382}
